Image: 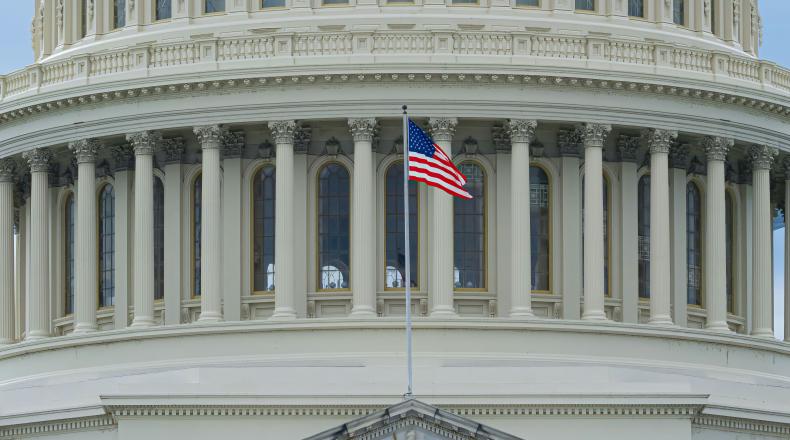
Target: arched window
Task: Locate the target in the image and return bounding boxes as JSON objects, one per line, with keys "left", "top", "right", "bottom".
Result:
{"left": 385, "top": 162, "right": 418, "bottom": 289}
{"left": 154, "top": 177, "right": 165, "bottom": 301}
{"left": 113, "top": 0, "right": 126, "bottom": 29}
{"left": 673, "top": 0, "right": 685, "bottom": 25}
{"left": 205, "top": 0, "right": 225, "bottom": 13}
{"left": 638, "top": 175, "right": 650, "bottom": 298}
{"left": 156, "top": 0, "right": 172, "bottom": 20}
{"left": 581, "top": 174, "right": 611, "bottom": 296}
{"left": 318, "top": 163, "right": 350, "bottom": 290}
{"left": 64, "top": 193, "right": 75, "bottom": 315}
{"left": 192, "top": 174, "right": 202, "bottom": 297}
{"left": 98, "top": 184, "right": 115, "bottom": 308}
{"left": 687, "top": 182, "right": 702, "bottom": 306}
{"left": 253, "top": 165, "right": 276, "bottom": 293}
{"left": 628, "top": 0, "right": 644, "bottom": 17}
{"left": 530, "top": 166, "right": 550, "bottom": 291}
{"left": 725, "top": 191, "right": 734, "bottom": 314}
{"left": 454, "top": 162, "right": 486, "bottom": 290}
{"left": 575, "top": 0, "right": 594, "bottom": 10}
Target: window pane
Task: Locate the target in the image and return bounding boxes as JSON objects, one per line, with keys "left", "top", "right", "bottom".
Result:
{"left": 154, "top": 178, "right": 165, "bottom": 301}
{"left": 530, "top": 166, "right": 550, "bottom": 291}
{"left": 452, "top": 0, "right": 478, "bottom": 4}
{"left": 156, "top": 0, "right": 172, "bottom": 19}
{"left": 385, "top": 163, "right": 418, "bottom": 289}
{"left": 65, "top": 195, "right": 75, "bottom": 315}
{"left": 687, "top": 182, "right": 702, "bottom": 306}
{"left": 253, "top": 166, "right": 276, "bottom": 292}
{"left": 673, "top": 0, "right": 684, "bottom": 25}
{"left": 193, "top": 175, "right": 202, "bottom": 297}
{"left": 575, "top": 0, "right": 594, "bottom": 10}
{"left": 262, "top": 0, "right": 285, "bottom": 7}
{"left": 516, "top": 0, "right": 539, "bottom": 6}
{"left": 81, "top": 0, "right": 88, "bottom": 37}
{"left": 638, "top": 175, "right": 650, "bottom": 298}
{"left": 99, "top": 185, "right": 115, "bottom": 308}
{"left": 453, "top": 163, "right": 485, "bottom": 290}
{"left": 628, "top": 0, "right": 643, "bottom": 17}
{"left": 114, "top": 0, "right": 126, "bottom": 28}
{"left": 725, "top": 192, "right": 734, "bottom": 313}
{"left": 205, "top": 0, "right": 225, "bottom": 12}
{"left": 318, "top": 164, "right": 350, "bottom": 290}
{"left": 322, "top": 0, "right": 349, "bottom": 4}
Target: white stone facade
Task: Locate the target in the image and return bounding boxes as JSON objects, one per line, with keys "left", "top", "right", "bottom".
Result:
{"left": 1, "top": 0, "right": 790, "bottom": 439}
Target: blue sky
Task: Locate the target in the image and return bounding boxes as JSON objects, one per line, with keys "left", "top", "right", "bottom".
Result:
{"left": 1, "top": 1, "right": 788, "bottom": 337}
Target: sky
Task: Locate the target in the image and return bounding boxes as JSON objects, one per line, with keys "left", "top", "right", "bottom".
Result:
{"left": 0, "top": 1, "right": 788, "bottom": 337}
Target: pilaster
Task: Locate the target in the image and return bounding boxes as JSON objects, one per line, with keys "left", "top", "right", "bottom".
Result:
{"left": 559, "top": 128, "right": 583, "bottom": 320}
{"left": 162, "top": 138, "right": 184, "bottom": 326}
{"left": 669, "top": 143, "right": 689, "bottom": 327}
{"left": 113, "top": 165, "right": 131, "bottom": 330}
{"left": 618, "top": 135, "right": 639, "bottom": 324}
{"left": 221, "top": 131, "right": 244, "bottom": 322}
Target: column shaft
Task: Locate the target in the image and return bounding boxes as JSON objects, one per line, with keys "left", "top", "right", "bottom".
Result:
{"left": 705, "top": 160, "right": 729, "bottom": 330}
{"left": 0, "top": 165, "right": 14, "bottom": 345}
{"left": 25, "top": 149, "right": 50, "bottom": 340}
{"left": 349, "top": 118, "right": 377, "bottom": 317}
{"left": 269, "top": 121, "right": 297, "bottom": 319}
{"left": 74, "top": 159, "right": 98, "bottom": 332}
{"left": 619, "top": 156, "right": 638, "bottom": 324}
{"left": 132, "top": 153, "right": 155, "bottom": 326}
{"left": 201, "top": 147, "right": 223, "bottom": 322}
{"left": 751, "top": 145, "right": 776, "bottom": 337}
{"left": 785, "top": 178, "right": 790, "bottom": 342}
{"left": 509, "top": 120, "right": 537, "bottom": 317}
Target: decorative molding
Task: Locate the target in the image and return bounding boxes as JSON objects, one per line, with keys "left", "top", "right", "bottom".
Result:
{"left": 0, "top": 158, "right": 15, "bottom": 182}
{"left": 22, "top": 148, "right": 49, "bottom": 173}
{"left": 68, "top": 138, "right": 102, "bottom": 164}
{"left": 617, "top": 135, "right": 640, "bottom": 163}
{"left": 0, "top": 415, "right": 115, "bottom": 439}
{"left": 193, "top": 125, "right": 226, "bottom": 149}
{"left": 348, "top": 118, "right": 377, "bottom": 143}
{"left": 693, "top": 415, "right": 790, "bottom": 436}
{"left": 491, "top": 123, "right": 510, "bottom": 153}
{"left": 669, "top": 142, "right": 691, "bottom": 169}
{"left": 160, "top": 137, "right": 185, "bottom": 164}
{"left": 126, "top": 131, "right": 162, "bottom": 156}
{"left": 428, "top": 118, "right": 458, "bottom": 143}
{"left": 268, "top": 120, "right": 297, "bottom": 145}
{"left": 507, "top": 119, "right": 538, "bottom": 145}
{"left": 324, "top": 137, "right": 343, "bottom": 156}
{"left": 642, "top": 129, "right": 678, "bottom": 155}
{"left": 110, "top": 143, "right": 134, "bottom": 171}
{"left": 749, "top": 145, "right": 778, "bottom": 170}
{"left": 294, "top": 124, "right": 312, "bottom": 153}
{"left": 701, "top": 136, "right": 734, "bottom": 162}
{"left": 222, "top": 130, "right": 246, "bottom": 158}
{"left": 558, "top": 128, "right": 583, "bottom": 157}
{"left": 580, "top": 123, "right": 612, "bottom": 149}
{"left": 461, "top": 137, "right": 479, "bottom": 155}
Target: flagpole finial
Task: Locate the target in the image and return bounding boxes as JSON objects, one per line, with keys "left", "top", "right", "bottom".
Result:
{"left": 402, "top": 105, "right": 408, "bottom": 114}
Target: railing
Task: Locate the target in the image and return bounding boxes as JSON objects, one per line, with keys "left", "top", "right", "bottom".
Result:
{"left": 1, "top": 30, "right": 788, "bottom": 103}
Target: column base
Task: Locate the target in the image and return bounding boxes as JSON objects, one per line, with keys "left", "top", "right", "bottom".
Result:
{"left": 509, "top": 308, "right": 535, "bottom": 318}
{"left": 0, "top": 338, "right": 15, "bottom": 346}
{"left": 24, "top": 331, "right": 50, "bottom": 341}
{"left": 705, "top": 321, "right": 732, "bottom": 332}
{"left": 751, "top": 329, "right": 775, "bottom": 339}
{"left": 270, "top": 308, "right": 297, "bottom": 320}
{"left": 130, "top": 317, "right": 157, "bottom": 328}
{"left": 72, "top": 324, "right": 98, "bottom": 334}
{"left": 581, "top": 310, "right": 608, "bottom": 321}
{"left": 197, "top": 312, "right": 224, "bottom": 323}
{"left": 429, "top": 306, "right": 457, "bottom": 318}
{"left": 648, "top": 315, "right": 674, "bottom": 326}
{"left": 349, "top": 307, "right": 377, "bottom": 318}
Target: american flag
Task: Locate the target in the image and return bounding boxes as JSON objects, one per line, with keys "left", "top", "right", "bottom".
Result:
{"left": 407, "top": 119, "right": 472, "bottom": 199}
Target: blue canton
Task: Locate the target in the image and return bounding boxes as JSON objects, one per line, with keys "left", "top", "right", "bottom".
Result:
{"left": 408, "top": 120, "right": 436, "bottom": 158}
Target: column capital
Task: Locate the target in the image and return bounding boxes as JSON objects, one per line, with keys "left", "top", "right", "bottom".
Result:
{"left": 69, "top": 138, "right": 102, "bottom": 163}
{"left": 428, "top": 117, "right": 458, "bottom": 143}
{"left": 783, "top": 156, "right": 790, "bottom": 179}
{"left": 268, "top": 120, "right": 297, "bottom": 145}
{"left": 161, "top": 137, "right": 185, "bottom": 164}
{"left": 348, "top": 118, "right": 377, "bottom": 142}
{"left": 126, "top": 131, "right": 162, "bottom": 156}
{"left": 23, "top": 148, "right": 50, "bottom": 173}
{"left": 110, "top": 143, "right": 135, "bottom": 171}
{"left": 669, "top": 143, "right": 691, "bottom": 169}
{"left": 558, "top": 128, "right": 583, "bottom": 157}
{"left": 617, "top": 135, "right": 640, "bottom": 163}
{"left": 0, "top": 159, "right": 15, "bottom": 182}
{"left": 642, "top": 128, "right": 678, "bottom": 155}
{"left": 750, "top": 145, "right": 778, "bottom": 170}
{"left": 222, "top": 130, "right": 246, "bottom": 158}
{"left": 193, "top": 125, "right": 226, "bottom": 150}
{"left": 579, "top": 123, "right": 612, "bottom": 148}
{"left": 702, "top": 136, "right": 734, "bottom": 162}
{"left": 507, "top": 119, "right": 538, "bottom": 144}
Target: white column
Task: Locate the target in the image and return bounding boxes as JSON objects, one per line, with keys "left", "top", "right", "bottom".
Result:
{"left": 581, "top": 123, "right": 612, "bottom": 321}
{"left": 508, "top": 119, "right": 537, "bottom": 317}
{"left": 23, "top": 148, "right": 50, "bottom": 340}
{"left": 669, "top": 145, "right": 689, "bottom": 327}
{"left": 222, "top": 132, "right": 244, "bottom": 322}
{"left": 428, "top": 117, "right": 458, "bottom": 318}
{"left": 644, "top": 129, "right": 677, "bottom": 325}
{"left": 268, "top": 121, "right": 298, "bottom": 320}
{"left": 702, "top": 136, "right": 734, "bottom": 331}
{"left": 0, "top": 160, "right": 14, "bottom": 345}
{"left": 560, "top": 132, "right": 582, "bottom": 320}
{"left": 69, "top": 139, "right": 100, "bottom": 333}
{"left": 348, "top": 118, "right": 377, "bottom": 318}
{"left": 112, "top": 161, "right": 130, "bottom": 330}
{"left": 785, "top": 169, "right": 790, "bottom": 342}
{"left": 194, "top": 126, "right": 225, "bottom": 323}
{"left": 750, "top": 145, "right": 777, "bottom": 338}
{"left": 127, "top": 131, "right": 161, "bottom": 327}
{"left": 617, "top": 136, "right": 639, "bottom": 324}
{"left": 162, "top": 139, "right": 184, "bottom": 326}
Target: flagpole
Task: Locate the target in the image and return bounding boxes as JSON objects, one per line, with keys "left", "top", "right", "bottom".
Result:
{"left": 402, "top": 105, "right": 414, "bottom": 399}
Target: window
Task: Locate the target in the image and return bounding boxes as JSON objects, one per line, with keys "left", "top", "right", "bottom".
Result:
{"left": 262, "top": 0, "right": 285, "bottom": 7}
{"left": 575, "top": 0, "right": 594, "bottom": 11}
{"left": 687, "top": 182, "right": 702, "bottom": 306}
{"left": 81, "top": 0, "right": 88, "bottom": 37}
{"left": 318, "top": 163, "right": 350, "bottom": 290}
{"left": 252, "top": 165, "right": 276, "bottom": 293}
{"left": 638, "top": 175, "right": 650, "bottom": 298}
{"left": 385, "top": 163, "right": 418, "bottom": 289}
{"left": 628, "top": 0, "right": 644, "bottom": 17}
{"left": 64, "top": 194, "right": 75, "bottom": 315}
{"left": 516, "top": 0, "right": 539, "bottom": 6}
{"left": 322, "top": 0, "right": 349, "bottom": 5}
{"left": 673, "top": 0, "right": 685, "bottom": 25}
{"left": 530, "top": 166, "right": 550, "bottom": 291}
{"left": 710, "top": 0, "right": 717, "bottom": 34}
{"left": 192, "top": 174, "right": 202, "bottom": 297}
{"left": 205, "top": 0, "right": 225, "bottom": 13}
{"left": 725, "top": 191, "right": 734, "bottom": 313}
{"left": 452, "top": 0, "right": 478, "bottom": 4}
{"left": 454, "top": 163, "right": 486, "bottom": 290}
{"left": 581, "top": 174, "right": 611, "bottom": 296}
{"left": 156, "top": 0, "right": 172, "bottom": 20}
{"left": 113, "top": 0, "right": 126, "bottom": 29}
{"left": 98, "top": 185, "right": 115, "bottom": 308}
{"left": 154, "top": 177, "right": 165, "bottom": 301}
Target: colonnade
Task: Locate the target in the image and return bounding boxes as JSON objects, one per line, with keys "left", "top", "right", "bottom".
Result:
{"left": 0, "top": 119, "right": 785, "bottom": 345}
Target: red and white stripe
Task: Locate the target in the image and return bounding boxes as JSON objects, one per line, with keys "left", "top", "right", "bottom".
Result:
{"left": 408, "top": 144, "right": 471, "bottom": 199}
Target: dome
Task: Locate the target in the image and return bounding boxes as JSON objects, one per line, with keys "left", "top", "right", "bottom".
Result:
{"left": 0, "top": 1, "right": 789, "bottom": 439}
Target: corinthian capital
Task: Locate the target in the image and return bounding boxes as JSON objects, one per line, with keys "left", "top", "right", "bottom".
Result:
{"left": 669, "top": 143, "right": 690, "bottom": 169}
{"left": 268, "top": 120, "right": 297, "bottom": 145}
{"left": 428, "top": 118, "right": 458, "bottom": 143}
{"left": 507, "top": 119, "right": 538, "bottom": 144}
{"left": 617, "top": 135, "right": 640, "bottom": 163}
{"left": 579, "top": 123, "right": 612, "bottom": 148}
{"left": 193, "top": 125, "right": 226, "bottom": 150}
{"left": 642, "top": 128, "right": 678, "bottom": 155}
{"left": 126, "top": 131, "right": 162, "bottom": 156}
{"left": 23, "top": 148, "right": 50, "bottom": 173}
{"left": 0, "top": 158, "right": 14, "bottom": 183}
{"left": 68, "top": 138, "right": 102, "bottom": 163}
{"left": 222, "top": 131, "right": 246, "bottom": 158}
{"left": 348, "top": 118, "right": 377, "bottom": 142}
{"left": 750, "top": 145, "right": 778, "bottom": 170}
{"left": 161, "top": 137, "right": 185, "bottom": 164}
{"left": 701, "top": 136, "right": 734, "bottom": 162}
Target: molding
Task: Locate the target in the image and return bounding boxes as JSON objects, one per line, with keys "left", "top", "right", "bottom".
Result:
{"left": 694, "top": 415, "right": 790, "bottom": 436}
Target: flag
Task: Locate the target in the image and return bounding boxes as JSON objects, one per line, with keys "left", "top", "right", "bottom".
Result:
{"left": 406, "top": 119, "right": 472, "bottom": 199}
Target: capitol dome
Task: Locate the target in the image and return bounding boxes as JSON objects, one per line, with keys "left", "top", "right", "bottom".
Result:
{"left": 1, "top": 0, "right": 790, "bottom": 439}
